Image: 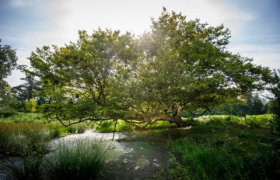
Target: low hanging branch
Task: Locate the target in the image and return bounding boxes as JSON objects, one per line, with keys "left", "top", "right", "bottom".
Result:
{"left": 188, "top": 107, "right": 210, "bottom": 117}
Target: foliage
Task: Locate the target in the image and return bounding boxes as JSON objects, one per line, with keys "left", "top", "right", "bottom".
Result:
{"left": 267, "top": 69, "right": 280, "bottom": 130}
{"left": 0, "top": 112, "right": 48, "bottom": 123}
{"left": 166, "top": 123, "right": 280, "bottom": 180}
{"left": 6, "top": 155, "right": 43, "bottom": 180}
{"left": 27, "top": 8, "right": 272, "bottom": 127}
{"left": 95, "top": 120, "right": 134, "bottom": 132}
{"left": 13, "top": 69, "right": 45, "bottom": 109}
{"left": 75, "top": 124, "right": 87, "bottom": 133}
{"left": 24, "top": 99, "right": 37, "bottom": 112}
{"left": 45, "top": 139, "right": 109, "bottom": 180}
{"left": 0, "top": 39, "right": 18, "bottom": 97}
{"left": 0, "top": 40, "right": 19, "bottom": 118}
{"left": 0, "top": 122, "right": 50, "bottom": 156}
{"left": 0, "top": 86, "right": 19, "bottom": 117}
{"left": 45, "top": 122, "right": 87, "bottom": 138}
{"left": 195, "top": 114, "right": 275, "bottom": 128}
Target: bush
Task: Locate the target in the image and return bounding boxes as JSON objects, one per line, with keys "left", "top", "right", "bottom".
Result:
{"left": 24, "top": 99, "right": 37, "bottom": 112}
{"left": 0, "top": 107, "right": 17, "bottom": 117}
{"left": 46, "top": 122, "right": 70, "bottom": 138}
{"left": 45, "top": 139, "right": 109, "bottom": 180}
{"left": 66, "top": 126, "right": 76, "bottom": 134}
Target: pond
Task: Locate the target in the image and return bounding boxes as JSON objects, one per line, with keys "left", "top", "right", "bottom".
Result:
{"left": 0, "top": 130, "right": 168, "bottom": 180}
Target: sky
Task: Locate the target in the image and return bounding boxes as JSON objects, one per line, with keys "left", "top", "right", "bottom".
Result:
{"left": 1, "top": 0, "right": 280, "bottom": 87}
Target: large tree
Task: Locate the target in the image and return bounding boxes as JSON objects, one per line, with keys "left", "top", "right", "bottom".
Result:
{"left": 28, "top": 9, "right": 271, "bottom": 127}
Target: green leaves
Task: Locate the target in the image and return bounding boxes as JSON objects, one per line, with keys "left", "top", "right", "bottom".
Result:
{"left": 27, "top": 9, "right": 272, "bottom": 125}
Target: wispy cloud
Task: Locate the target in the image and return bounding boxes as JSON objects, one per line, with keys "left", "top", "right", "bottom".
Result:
{"left": 228, "top": 44, "right": 280, "bottom": 69}
{"left": 10, "top": 0, "right": 36, "bottom": 7}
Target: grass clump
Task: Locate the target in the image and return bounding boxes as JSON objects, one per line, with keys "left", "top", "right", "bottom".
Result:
{"left": 6, "top": 155, "right": 43, "bottom": 180}
{"left": 45, "top": 139, "right": 109, "bottom": 180}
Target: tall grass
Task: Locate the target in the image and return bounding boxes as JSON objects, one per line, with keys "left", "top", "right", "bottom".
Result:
{"left": 45, "top": 139, "right": 109, "bottom": 180}
{"left": 0, "top": 122, "right": 50, "bottom": 156}
{"left": 168, "top": 140, "right": 244, "bottom": 180}
{"left": 167, "top": 123, "right": 280, "bottom": 180}
{"left": 6, "top": 155, "right": 43, "bottom": 180}
{"left": 0, "top": 112, "right": 48, "bottom": 123}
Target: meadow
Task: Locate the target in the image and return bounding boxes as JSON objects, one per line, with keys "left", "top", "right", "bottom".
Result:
{"left": 0, "top": 112, "right": 279, "bottom": 179}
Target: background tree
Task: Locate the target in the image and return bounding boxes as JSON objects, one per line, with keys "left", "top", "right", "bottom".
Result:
{"left": 0, "top": 39, "right": 17, "bottom": 97}
{"left": 267, "top": 69, "right": 280, "bottom": 130}
{"left": 13, "top": 66, "right": 44, "bottom": 111}
{"left": 203, "top": 93, "right": 268, "bottom": 116}
{"left": 0, "top": 40, "right": 18, "bottom": 116}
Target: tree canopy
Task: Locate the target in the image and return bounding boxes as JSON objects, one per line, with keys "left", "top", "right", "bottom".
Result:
{"left": 28, "top": 9, "right": 272, "bottom": 127}
{"left": 0, "top": 39, "right": 18, "bottom": 97}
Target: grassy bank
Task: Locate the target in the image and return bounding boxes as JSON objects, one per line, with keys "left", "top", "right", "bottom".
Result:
{"left": 162, "top": 122, "right": 280, "bottom": 180}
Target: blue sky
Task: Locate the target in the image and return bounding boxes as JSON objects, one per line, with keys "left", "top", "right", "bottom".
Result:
{"left": 1, "top": 0, "right": 280, "bottom": 86}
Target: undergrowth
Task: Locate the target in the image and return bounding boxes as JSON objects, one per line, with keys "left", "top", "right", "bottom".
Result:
{"left": 166, "top": 122, "right": 280, "bottom": 180}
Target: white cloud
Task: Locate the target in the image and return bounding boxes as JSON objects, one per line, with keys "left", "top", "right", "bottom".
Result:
{"left": 24, "top": 0, "right": 256, "bottom": 46}
{"left": 228, "top": 44, "right": 280, "bottom": 69}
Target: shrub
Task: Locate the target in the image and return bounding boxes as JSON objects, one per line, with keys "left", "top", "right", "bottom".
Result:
{"left": 45, "top": 139, "right": 109, "bottom": 180}
{"left": 66, "top": 126, "right": 76, "bottom": 134}
{"left": 0, "top": 107, "right": 17, "bottom": 117}
{"left": 95, "top": 121, "right": 115, "bottom": 132}
{"left": 24, "top": 99, "right": 37, "bottom": 112}
{"left": 46, "top": 122, "right": 70, "bottom": 138}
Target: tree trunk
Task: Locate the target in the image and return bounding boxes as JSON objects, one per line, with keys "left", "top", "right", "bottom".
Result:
{"left": 172, "top": 114, "right": 188, "bottom": 127}
{"left": 172, "top": 105, "right": 188, "bottom": 127}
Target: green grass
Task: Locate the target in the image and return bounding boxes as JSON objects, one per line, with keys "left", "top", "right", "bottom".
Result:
{"left": 95, "top": 120, "right": 134, "bottom": 132}
{"left": 0, "top": 112, "right": 49, "bottom": 123}
{"left": 45, "top": 139, "right": 109, "bottom": 180}
{"left": 165, "top": 122, "right": 280, "bottom": 180}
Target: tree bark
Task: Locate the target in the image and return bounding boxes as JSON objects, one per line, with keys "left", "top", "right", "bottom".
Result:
{"left": 171, "top": 105, "right": 188, "bottom": 127}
